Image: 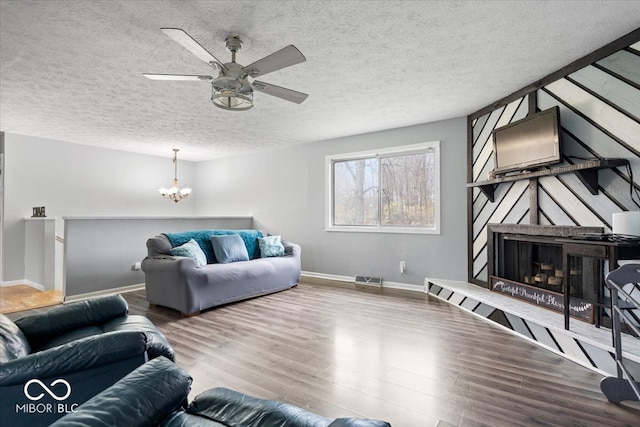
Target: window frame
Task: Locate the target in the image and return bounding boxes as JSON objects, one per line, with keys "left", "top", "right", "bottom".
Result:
{"left": 325, "top": 141, "right": 441, "bottom": 234}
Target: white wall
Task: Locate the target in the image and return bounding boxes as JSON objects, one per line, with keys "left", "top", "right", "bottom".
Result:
{"left": 2, "top": 133, "right": 196, "bottom": 282}
{"left": 195, "top": 117, "right": 468, "bottom": 285}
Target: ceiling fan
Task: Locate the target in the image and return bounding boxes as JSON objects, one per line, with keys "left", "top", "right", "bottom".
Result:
{"left": 144, "top": 28, "right": 308, "bottom": 111}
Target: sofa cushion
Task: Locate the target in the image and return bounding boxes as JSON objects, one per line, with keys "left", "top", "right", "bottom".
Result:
{"left": 0, "top": 314, "right": 31, "bottom": 362}
{"left": 210, "top": 235, "right": 249, "bottom": 264}
{"left": 258, "top": 235, "right": 286, "bottom": 258}
{"left": 171, "top": 239, "right": 207, "bottom": 267}
{"left": 164, "top": 230, "right": 264, "bottom": 262}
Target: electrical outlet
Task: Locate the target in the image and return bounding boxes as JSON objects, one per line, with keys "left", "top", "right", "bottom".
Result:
{"left": 400, "top": 261, "right": 406, "bottom": 274}
{"left": 132, "top": 261, "right": 142, "bottom": 271}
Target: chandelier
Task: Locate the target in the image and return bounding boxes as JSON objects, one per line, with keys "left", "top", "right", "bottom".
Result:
{"left": 159, "top": 149, "right": 191, "bottom": 203}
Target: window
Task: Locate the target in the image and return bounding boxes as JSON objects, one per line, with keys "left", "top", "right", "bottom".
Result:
{"left": 326, "top": 141, "right": 440, "bottom": 234}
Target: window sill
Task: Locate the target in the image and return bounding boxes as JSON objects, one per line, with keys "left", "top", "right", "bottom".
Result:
{"left": 326, "top": 225, "right": 439, "bottom": 235}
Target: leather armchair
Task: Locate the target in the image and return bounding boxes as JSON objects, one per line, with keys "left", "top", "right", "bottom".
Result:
{"left": 0, "top": 294, "right": 174, "bottom": 426}
{"left": 53, "top": 357, "right": 392, "bottom": 427}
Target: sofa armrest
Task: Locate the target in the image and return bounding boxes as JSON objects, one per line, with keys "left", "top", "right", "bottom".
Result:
{"left": 51, "top": 356, "right": 191, "bottom": 427}
{"left": 14, "top": 295, "right": 129, "bottom": 347}
{"left": 282, "top": 241, "right": 301, "bottom": 258}
{"left": 142, "top": 255, "right": 199, "bottom": 273}
{"left": 0, "top": 331, "right": 147, "bottom": 386}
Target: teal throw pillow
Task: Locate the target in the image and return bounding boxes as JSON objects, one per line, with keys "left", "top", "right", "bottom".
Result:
{"left": 210, "top": 234, "right": 249, "bottom": 264}
{"left": 258, "top": 235, "right": 285, "bottom": 258}
{"left": 170, "top": 239, "right": 207, "bottom": 267}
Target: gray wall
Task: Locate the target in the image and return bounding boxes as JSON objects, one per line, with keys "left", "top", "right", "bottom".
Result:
{"left": 3, "top": 133, "right": 196, "bottom": 282}
{"left": 63, "top": 216, "right": 252, "bottom": 297}
{"left": 195, "top": 117, "right": 468, "bottom": 285}
{"left": 3, "top": 117, "right": 467, "bottom": 293}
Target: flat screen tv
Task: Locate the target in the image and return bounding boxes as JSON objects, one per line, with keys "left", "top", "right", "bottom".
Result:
{"left": 492, "top": 106, "right": 561, "bottom": 175}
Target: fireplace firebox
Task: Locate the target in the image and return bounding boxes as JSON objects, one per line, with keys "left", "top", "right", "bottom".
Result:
{"left": 487, "top": 224, "right": 603, "bottom": 323}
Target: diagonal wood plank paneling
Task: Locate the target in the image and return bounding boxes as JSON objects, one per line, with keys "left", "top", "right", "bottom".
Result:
{"left": 469, "top": 38, "right": 640, "bottom": 286}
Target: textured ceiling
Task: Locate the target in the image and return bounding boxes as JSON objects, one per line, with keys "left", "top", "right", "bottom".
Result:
{"left": 1, "top": 1, "right": 639, "bottom": 161}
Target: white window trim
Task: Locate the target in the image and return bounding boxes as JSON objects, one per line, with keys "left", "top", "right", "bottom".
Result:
{"left": 325, "top": 141, "right": 441, "bottom": 234}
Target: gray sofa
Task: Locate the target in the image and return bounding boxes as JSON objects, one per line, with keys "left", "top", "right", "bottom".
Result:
{"left": 142, "top": 230, "right": 301, "bottom": 315}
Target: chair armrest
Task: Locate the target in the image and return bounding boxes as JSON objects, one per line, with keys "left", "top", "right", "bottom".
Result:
{"left": 329, "top": 419, "right": 392, "bottom": 427}
{"left": 187, "top": 387, "right": 333, "bottom": 427}
{"left": 14, "top": 295, "right": 129, "bottom": 346}
{"left": 51, "top": 356, "right": 191, "bottom": 427}
{"left": 0, "top": 331, "right": 147, "bottom": 386}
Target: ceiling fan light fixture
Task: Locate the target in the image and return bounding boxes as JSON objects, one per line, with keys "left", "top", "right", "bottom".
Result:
{"left": 212, "top": 90, "right": 253, "bottom": 111}
{"left": 145, "top": 28, "right": 307, "bottom": 111}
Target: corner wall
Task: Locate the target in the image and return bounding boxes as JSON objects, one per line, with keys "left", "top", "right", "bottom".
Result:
{"left": 195, "top": 117, "right": 468, "bottom": 286}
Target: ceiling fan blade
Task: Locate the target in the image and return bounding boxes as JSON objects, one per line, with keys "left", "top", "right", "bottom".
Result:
{"left": 253, "top": 80, "right": 308, "bottom": 104}
{"left": 160, "top": 28, "right": 227, "bottom": 72}
{"left": 242, "top": 45, "right": 306, "bottom": 78}
{"left": 143, "top": 73, "right": 212, "bottom": 81}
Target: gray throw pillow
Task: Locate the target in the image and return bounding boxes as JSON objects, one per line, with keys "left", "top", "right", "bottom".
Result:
{"left": 210, "top": 234, "right": 249, "bottom": 264}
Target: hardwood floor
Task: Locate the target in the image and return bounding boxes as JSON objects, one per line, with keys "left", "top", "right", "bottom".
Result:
{"left": 116, "top": 283, "right": 639, "bottom": 427}
{"left": 0, "top": 285, "right": 62, "bottom": 314}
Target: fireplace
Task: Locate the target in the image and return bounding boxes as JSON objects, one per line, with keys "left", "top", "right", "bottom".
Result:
{"left": 487, "top": 224, "right": 603, "bottom": 323}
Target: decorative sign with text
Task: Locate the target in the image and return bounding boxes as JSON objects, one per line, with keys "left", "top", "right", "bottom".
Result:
{"left": 31, "top": 206, "right": 46, "bottom": 218}
{"left": 490, "top": 276, "right": 594, "bottom": 323}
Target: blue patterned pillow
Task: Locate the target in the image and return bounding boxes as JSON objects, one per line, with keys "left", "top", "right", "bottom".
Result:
{"left": 258, "top": 235, "right": 285, "bottom": 258}
{"left": 210, "top": 234, "right": 249, "bottom": 264}
{"left": 170, "top": 239, "right": 207, "bottom": 267}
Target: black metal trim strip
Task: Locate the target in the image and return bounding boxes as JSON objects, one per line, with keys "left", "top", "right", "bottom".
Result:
{"left": 539, "top": 209, "right": 555, "bottom": 226}
{"left": 472, "top": 105, "right": 507, "bottom": 170}
{"left": 592, "top": 62, "right": 640, "bottom": 92}
{"left": 547, "top": 327, "right": 564, "bottom": 353}
{"left": 472, "top": 111, "right": 491, "bottom": 146}
{"left": 522, "top": 318, "right": 536, "bottom": 342}
{"left": 565, "top": 75, "right": 640, "bottom": 123}
{"left": 471, "top": 181, "right": 527, "bottom": 257}
{"left": 624, "top": 46, "right": 640, "bottom": 57}
{"left": 562, "top": 116, "right": 640, "bottom": 193}
{"left": 472, "top": 194, "right": 489, "bottom": 221}
{"left": 555, "top": 174, "right": 610, "bottom": 228}
{"left": 538, "top": 184, "right": 579, "bottom": 226}
{"left": 575, "top": 340, "right": 597, "bottom": 368}
{"left": 541, "top": 86, "right": 640, "bottom": 158}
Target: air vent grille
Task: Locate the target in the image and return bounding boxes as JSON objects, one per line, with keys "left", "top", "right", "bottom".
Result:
{"left": 354, "top": 276, "right": 382, "bottom": 286}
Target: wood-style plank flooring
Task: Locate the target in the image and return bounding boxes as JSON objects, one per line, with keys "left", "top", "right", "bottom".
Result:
{"left": 0, "top": 285, "right": 62, "bottom": 314}
{"left": 117, "top": 283, "right": 640, "bottom": 427}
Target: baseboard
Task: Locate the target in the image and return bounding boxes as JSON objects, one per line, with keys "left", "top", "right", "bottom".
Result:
{"left": 64, "top": 283, "right": 145, "bottom": 303}
{"left": 1, "top": 280, "right": 45, "bottom": 291}
{"left": 300, "top": 271, "right": 424, "bottom": 293}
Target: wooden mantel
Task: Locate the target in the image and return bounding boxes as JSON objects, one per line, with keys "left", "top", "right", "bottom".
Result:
{"left": 467, "top": 158, "right": 628, "bottom": 202}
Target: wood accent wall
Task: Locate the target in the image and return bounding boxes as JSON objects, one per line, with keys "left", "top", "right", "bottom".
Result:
{"left": 468, "top": 29, "right": 640, "bottom": 287}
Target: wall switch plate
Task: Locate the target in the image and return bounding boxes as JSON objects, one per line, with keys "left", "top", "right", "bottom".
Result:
{"left": 400, "top": 261, "right": 406, "bottom": 273}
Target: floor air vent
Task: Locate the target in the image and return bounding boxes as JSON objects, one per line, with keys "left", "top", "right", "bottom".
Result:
{"left": 354, "top": 276, "right": 382, "bottom": 286}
